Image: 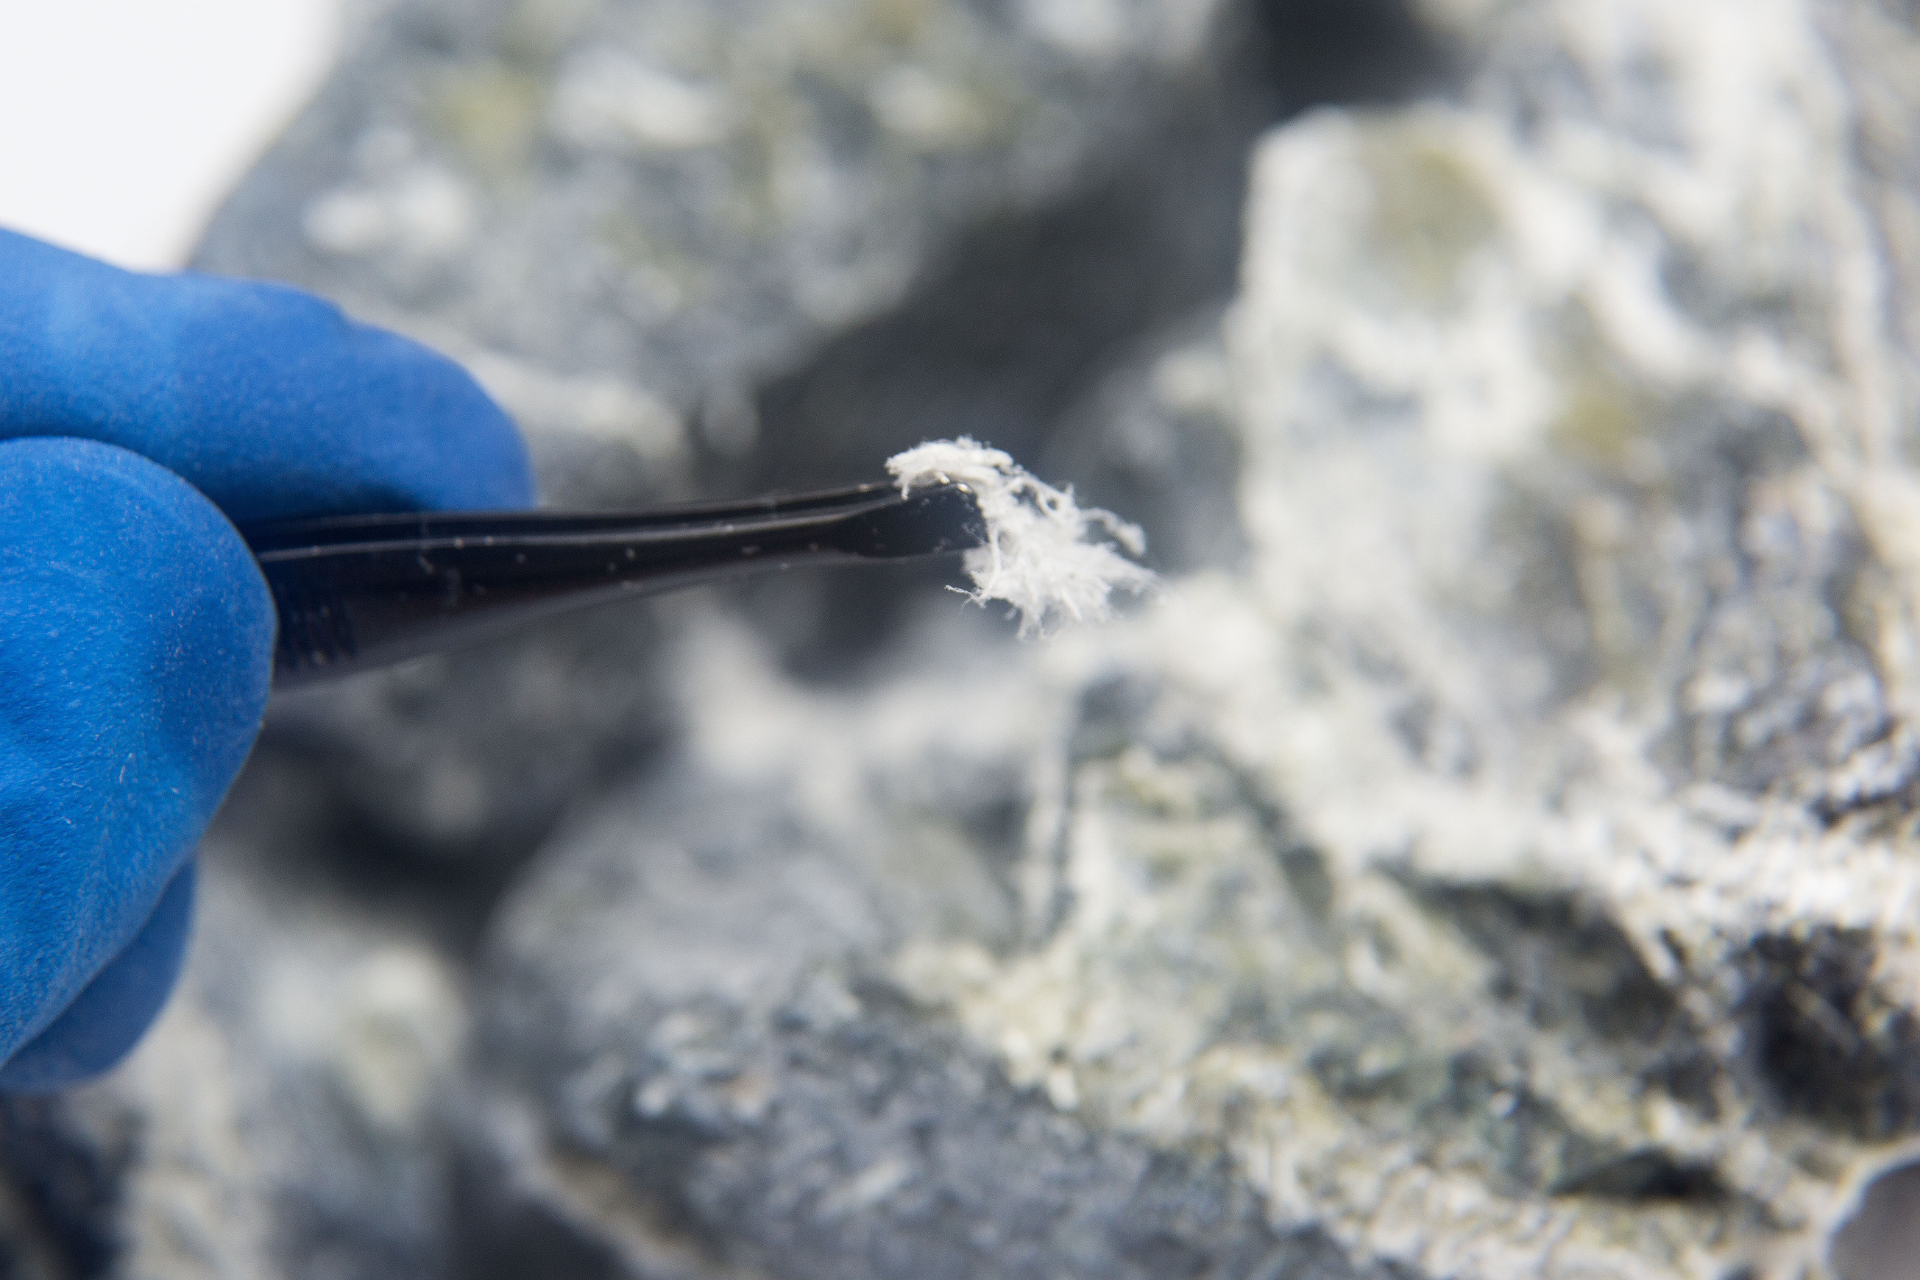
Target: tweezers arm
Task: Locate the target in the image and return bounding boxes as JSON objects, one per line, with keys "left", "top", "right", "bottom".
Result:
{"left": 243, "top": 483, "right": 983, "bottom": 689}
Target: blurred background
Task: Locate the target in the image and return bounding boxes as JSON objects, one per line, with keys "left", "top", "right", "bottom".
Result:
{"left": 0, "top": 0, "right": 345, "bottom": 268}
{"left": 2, "top": 2, "right": 1918, "bottom": 1278}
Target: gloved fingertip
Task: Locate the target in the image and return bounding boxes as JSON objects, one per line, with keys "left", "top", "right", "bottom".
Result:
{"left": 0, "top": 232, "right": 541, "bottom": 522}
{"left": 0, "top": 439, "right": 271, "bottom": 1063}
{"left": 0, "top": 861, "right": 196, "bottom": 1092}
{"left": 339, "top": 319, "right": 538, "bottom": 512}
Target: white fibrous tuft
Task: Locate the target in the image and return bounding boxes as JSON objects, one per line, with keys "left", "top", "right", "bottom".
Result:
{"left": 887, "top": 437, "right": 1155, "bottom": 637}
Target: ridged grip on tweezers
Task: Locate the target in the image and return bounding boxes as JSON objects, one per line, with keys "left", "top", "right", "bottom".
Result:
{"left": 242, "top": 482, "right": 984, "bottom": 689}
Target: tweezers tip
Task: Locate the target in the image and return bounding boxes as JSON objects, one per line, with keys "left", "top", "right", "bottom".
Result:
{"left": 840, "top": 482, "right": 988, "bottom": 559}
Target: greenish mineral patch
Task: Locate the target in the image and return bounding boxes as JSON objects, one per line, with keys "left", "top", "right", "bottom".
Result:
{"left": 431, "top": 63, "right": 547, "bottom": 178}
{"left": 1357, "top": 124, "right": 1501, "bottom": 309}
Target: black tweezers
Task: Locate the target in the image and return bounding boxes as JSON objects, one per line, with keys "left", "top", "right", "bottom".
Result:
{"left": 241, "top": 481, "right": 986, "bottom": 689}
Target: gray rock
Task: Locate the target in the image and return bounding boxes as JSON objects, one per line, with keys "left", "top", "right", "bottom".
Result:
{"left": 466, "top": 705, "right": 1398, "bottom": 1280}
{"left": 263, "top": 605, "right": 675, "bottom": 862}
{"left": 200, "top": 0, "right": 1251, "bottom": 425}
{"left": 467, "top": 0, "right": 1920, "bottom": 1276}
{"left": 1038, "top": 309, "right": 1250, "bottom": 576}
{"left": 1830, "top": 1156, "right": 1920, "bottom": 1280}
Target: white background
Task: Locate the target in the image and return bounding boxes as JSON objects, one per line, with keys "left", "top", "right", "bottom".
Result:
{"left": 0, "top": 0, "right": 344, "bottom": 269}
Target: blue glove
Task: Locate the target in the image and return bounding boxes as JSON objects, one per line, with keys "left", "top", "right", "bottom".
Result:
{"left": 0, "top": 228, "right": 534, "bottom": 1090}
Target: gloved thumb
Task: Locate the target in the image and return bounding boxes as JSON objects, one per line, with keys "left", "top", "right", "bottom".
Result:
{"left": 0, "top": 437, "right": 273, "bottom": 1086}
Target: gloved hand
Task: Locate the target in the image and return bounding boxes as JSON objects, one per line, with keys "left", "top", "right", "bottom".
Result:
{"left": 0, "top": 228, "right": 534, "bottom": 1090}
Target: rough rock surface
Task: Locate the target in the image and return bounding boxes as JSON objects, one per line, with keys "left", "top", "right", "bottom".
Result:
{"left": 467, "top": 0, "right": 1920, "bottom": 1276}
{"left": 7, "top": 0, "right": 1920, "bottom": 1278}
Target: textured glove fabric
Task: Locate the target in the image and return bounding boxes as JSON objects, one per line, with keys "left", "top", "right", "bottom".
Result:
{"left": 0, "top": 229, "right": 533, "bottom": 521}
{"left": 0, "top": 863, "right": 197, "bottom": 1091}
{"left": 0, "top": 441, "right": 270, "bottom": 1086}
{"left": 0, "top": 230, "right": 535, "bottom": 1089}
